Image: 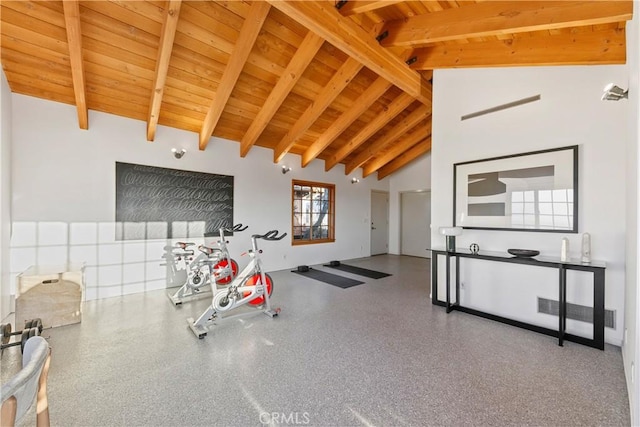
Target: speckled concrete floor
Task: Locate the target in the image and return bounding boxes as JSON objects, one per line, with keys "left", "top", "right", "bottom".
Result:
{"left": 1, "top": 255, "right": 630, "bottom": 427}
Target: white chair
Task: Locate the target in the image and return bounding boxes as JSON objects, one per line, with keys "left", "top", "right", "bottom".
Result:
{"left": 1, "top": 336, "right": 51, "bottom": 427}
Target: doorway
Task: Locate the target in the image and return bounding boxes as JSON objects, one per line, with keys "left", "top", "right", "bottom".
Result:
{"left": 401, "top": 190, "right": 431, "bottom": 258}
{"left": 370, "top": 191, "right": 389, "bottom": 255}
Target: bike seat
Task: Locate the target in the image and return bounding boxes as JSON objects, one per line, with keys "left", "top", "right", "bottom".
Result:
{"left": 198, "top": 245, "right": 221, "bottom": 256}
{"left": 176, "top": 242, "right": 195, "bottom": 250}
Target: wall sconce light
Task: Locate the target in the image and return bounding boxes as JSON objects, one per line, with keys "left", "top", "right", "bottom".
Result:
{"left": 171, "top": 148, "right": 186, "bottom": 159}
{"left": 351, "top": 177, "right": 360, "bottom": 184}
{"left": 282, "top": 165, "right": 292, "bottom": 174}
{"left": 601, "top": 83, "right": 628, "bottom": 101}
{"left": 439, "top": 226, "right": 463, "bottom": 252}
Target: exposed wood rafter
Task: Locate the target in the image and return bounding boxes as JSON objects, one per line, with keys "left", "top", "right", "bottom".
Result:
{"left": 325, "top": 92, "right": 414, "bottom": 171}
{"left": 363, "top": 120, "right": 432, "bottom": 177}
{"left": 267, "top": 0, "right": 432, "bottom": 107}
{"left": 381, "top": 1, "right": 633, "bottom": 47}
{"left": 240, "top": 32, "right": 324, "bottom": 157}
{"left": 199, "top": 1, "right": 271, "bottom": 150}
{"left": 301, "top": 77, "right": 392, "bottom": 167}
{"left": 337, "top": 1, "right": 405, "bottom": 16}
{"left": 377, "top": 137, "right": 432, "bottom": 180}
{"left": 62, "top": 0, "right": 88, "bottom": 130}
{"left": 411, "top": 27, "right": 627, "bottom": 69}
{"left": 273, "top": 57, "right": 363, "bottom": 163}
{"left": 147, "top": 0, "right": 181, "bottom": 142}
{"left": 345, "top": 104, "right": 430, "bottom": 174}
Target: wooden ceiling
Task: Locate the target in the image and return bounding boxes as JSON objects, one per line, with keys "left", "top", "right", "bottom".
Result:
{"left": 0, "top": 1, "right": 633, "bottom": 179}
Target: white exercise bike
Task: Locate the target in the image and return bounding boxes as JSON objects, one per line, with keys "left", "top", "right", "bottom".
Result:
{"left": 187, "top": 230, "right": 286, "bottom": 339}
{"left": 167, "top": 224, "right": 247, "bottom": 305}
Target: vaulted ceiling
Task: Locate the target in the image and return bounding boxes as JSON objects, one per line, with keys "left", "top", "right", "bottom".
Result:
{"left": 0, "top": 1, "right": 633, "bottom": 179}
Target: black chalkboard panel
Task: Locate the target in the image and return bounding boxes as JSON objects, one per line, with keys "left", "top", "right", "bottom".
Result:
{"left": 115, "top": 162, "right": 233, "bottom": 240}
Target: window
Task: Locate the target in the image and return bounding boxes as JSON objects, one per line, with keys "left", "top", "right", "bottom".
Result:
{"left": 292, "top": 180, "right": 335, "bottom": 245}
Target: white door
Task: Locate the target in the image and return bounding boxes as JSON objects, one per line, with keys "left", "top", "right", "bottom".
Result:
{"left": 370, "top": 191, "right": 389, "bottom": 255}
{"left": 401, "top": 191, "right": 431, "bottom": 258}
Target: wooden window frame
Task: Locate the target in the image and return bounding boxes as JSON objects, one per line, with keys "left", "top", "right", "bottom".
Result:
{"left": 292, "top": 179, "right": 335, "bottom": 245}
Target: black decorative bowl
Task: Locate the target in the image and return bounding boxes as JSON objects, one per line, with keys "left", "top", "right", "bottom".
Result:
{"left": 507, "top": 249, "right": 540, "bottom": 258}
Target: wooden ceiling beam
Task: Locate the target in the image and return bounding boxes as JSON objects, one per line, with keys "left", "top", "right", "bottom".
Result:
{"left": 240, "top": 32, "right": 324, "bottom": 158}
{"left": 267, "top": 0, "right": 432, "bottom": 107}
{"left": 147, "top": 0, "right": 181, "bottom": 142}
{"left": 345, "top": 104, "right": 430, "bottom": 175}
{"left": 273, "top": 57, "right": 363, "bottom": 163}
{"left": 381, "top": 1, "right": 633, "bottom": 47}
{"left": 199, "top": 1, "right": 271, "bottom": 150}
{"left": 363, "top": 120, "right": 432, "bottom": 178}
{"left": 411, "top": 27, "right": 627, "bottom": 69}
{"left": 336, "top": 1, "right": 405, "bottom": 16}
{"left": 62, "top": 0, "right": 88, "bottom": 130}
{"left": 301, "top": 77, "right": 392, "bottom": 167}
{"left": 324, "top": 92, "right": 414, "bottom": 171}
{"left": 377, "top": 138, "right": 432, "bottom": 180}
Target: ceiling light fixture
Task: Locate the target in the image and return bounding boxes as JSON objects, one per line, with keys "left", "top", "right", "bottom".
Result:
{"left": 282, "top": 165, "right": 292, "bottom": 174}
{"left": 171, "top": 148, "right": 186, "bottom": 159}
{"left": 601, "top": 83, "right": 628, "bottom": 101}
{"left": 351, "top": 177, "right": 360, "bottom": 184}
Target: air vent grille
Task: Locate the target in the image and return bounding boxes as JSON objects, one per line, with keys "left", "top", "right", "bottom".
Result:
{"left": 537, "top": 297, "right": 615, "bottom": 329}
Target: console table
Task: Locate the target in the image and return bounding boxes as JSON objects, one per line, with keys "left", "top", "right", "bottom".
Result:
{"left": 431, "top": 249, "right": 606, "bottom": 350}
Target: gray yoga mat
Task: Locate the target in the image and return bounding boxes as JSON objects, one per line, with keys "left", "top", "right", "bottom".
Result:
{"left": 291, "top": 268, "right": 364, "bottom": 289}
{"left": 323, "top": 263, "right": 391, "bottom": 279}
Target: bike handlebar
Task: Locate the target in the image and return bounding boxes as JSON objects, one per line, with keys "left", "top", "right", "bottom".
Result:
{"left": 221, "top": 223, "right": 248, "bottom": 234}
{"left": 252, "top": 230, "right": 287, "bottom": 241}
{"left": 232, "top": 223, "right": 248, "bottom": 232}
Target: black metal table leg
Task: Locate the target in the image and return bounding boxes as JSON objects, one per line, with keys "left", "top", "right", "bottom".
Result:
{"left": 445, "top": 253, "right": 452, "bottom": 313}
{"left": 455, "top": 255, "right": 460, "bottom": 308}
{"left": 593, "top": 269, "right": 605, "bottom": 350}
{"left": 558, "top": 265, "right": 567, "bottom": 346}
{"left": 431, "top": 254, "right": 438, "bottom": 304}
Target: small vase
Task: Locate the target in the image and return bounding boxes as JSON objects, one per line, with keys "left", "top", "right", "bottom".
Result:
{"left": 560, "top": 237, "right": 569, "bottom": 262}
{"left": 582, "top": 233, "right": 591, "bottom": 263}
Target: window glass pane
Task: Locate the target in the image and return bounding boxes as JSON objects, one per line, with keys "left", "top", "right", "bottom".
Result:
{"left": 301, "top": 212, "right": 311, "bottom": 227}
{"left": 524, "top": 191, "right": 534, "bottom": 202}
{"left": 512, "top": 191, "right": 523, "bottom": 202}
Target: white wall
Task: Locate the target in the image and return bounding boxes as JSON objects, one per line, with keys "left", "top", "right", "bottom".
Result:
{"left": 388, "top": 153, "right": 431, "bottom": 254}
{"left": 431, "top": 64, "right": 629, "bottom": 345}
{"left": 10, "top": 94, "right": 389, "bottom": 301}
{"left": 0, "top": 70, "right": 12, "bottom": 320}
{"left": 624, "top": 2, "right": 640, "bottom": 424}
